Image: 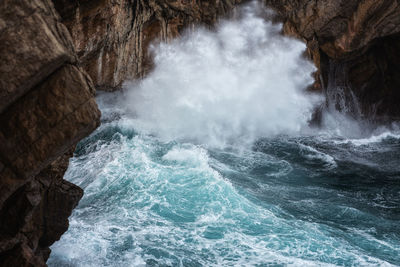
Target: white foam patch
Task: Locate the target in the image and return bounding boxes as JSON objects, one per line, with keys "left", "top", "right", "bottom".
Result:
{"left": 335, "top": 131, "right": 400, "bottom": 146}
{"left": 162, "top": 145, "right": 209, "bottom": 167}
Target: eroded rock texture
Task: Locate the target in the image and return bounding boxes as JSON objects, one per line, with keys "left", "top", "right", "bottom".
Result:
{"left": 52, "top": 0, "right": 243, "bottom": 90}
{"left": 0, "top": 0, "right": 100, "bottom": 265}
{"left": 266, "top": 0, "right": 400, "bottom": 121}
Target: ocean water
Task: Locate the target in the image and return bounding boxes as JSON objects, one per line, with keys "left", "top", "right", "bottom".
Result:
{"left": 48, "top": 3, "right": 400, "bottom": 266}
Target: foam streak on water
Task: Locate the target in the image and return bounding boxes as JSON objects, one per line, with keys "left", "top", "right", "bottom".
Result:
{"left": 49, "top": 2, "right": 400, "bottom": 266}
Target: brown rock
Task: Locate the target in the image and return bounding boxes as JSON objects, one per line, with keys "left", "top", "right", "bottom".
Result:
{"left": 0, "top": 0, "right": 76, "bottom": 113}
{"left": 52, "top": 0, "right": 243, "bottom": 90}
{"left": 0, "top": 150, "right": 83, "bottom": 267}
{"left": 0, "top": 0, "right": 100, "bottom": 265}
{"left": 266, "top": 0, "right": 400, "bottom": 120}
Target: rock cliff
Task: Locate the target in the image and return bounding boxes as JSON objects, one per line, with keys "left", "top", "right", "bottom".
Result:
{"left": 52, "top": 0, "right": 243, "bottom": 90}
{"left": 0, "top": 0, "right": 100, "bottom": 265}
{"left": 266, "top": 0, "right": 400, "bottom": 121}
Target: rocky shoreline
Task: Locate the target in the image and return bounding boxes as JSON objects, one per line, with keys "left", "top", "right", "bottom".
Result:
{"left": 0, "top": 0, "right": 399, "bottom": 265}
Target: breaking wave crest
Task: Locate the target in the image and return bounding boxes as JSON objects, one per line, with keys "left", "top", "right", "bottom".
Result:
{"left": 124, "top": 2, "right": 320, "bottom": 148}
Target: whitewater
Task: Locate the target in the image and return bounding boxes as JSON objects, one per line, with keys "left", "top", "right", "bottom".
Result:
{"left": 48, "top": 3, "right": 400, "bottom": 266}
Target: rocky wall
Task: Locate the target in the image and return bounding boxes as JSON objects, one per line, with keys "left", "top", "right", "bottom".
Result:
{"left": 266, "top": 0, "right": 400, "bottom": 121}
{"left": 0, "top": 0, "right": 100, "bottom": 265}
{"left": 52, "top": 0, "right": 244, "bottom": 90}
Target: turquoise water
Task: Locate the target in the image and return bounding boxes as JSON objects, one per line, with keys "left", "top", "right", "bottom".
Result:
{"left": 48, "top": 4, "right": 400, "bottom": 265}
{"left": 48, "top": 93, "right": 400, "bottom": 266}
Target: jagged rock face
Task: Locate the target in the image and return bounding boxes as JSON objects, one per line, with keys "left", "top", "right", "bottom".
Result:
{"left": 0, "top": 150, "right": 83, "bottom": 267}
{"left": 52, "top": 0, "right": 243, "bottom": 90}
{"left": 0, "top": 0, "right": 100, "bottom": 265}
{"left": 266, "top": 0, "right": 400, "bottom": 121}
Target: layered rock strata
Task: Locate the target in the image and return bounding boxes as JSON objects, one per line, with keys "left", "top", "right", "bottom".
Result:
{"left": 0, "top": 0, "right": 100, "bottom": 265}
